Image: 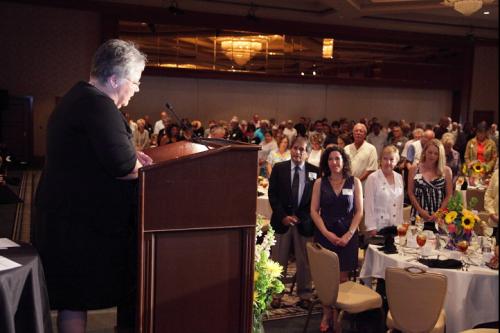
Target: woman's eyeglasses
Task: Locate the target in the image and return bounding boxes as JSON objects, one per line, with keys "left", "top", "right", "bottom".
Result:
{"left": 124, "top": 78, "right": 141, "bottom": 88}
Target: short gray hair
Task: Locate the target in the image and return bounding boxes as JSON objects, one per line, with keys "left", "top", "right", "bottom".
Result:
{"left": 90, "top": 39, "right": 147, "bottom": 84}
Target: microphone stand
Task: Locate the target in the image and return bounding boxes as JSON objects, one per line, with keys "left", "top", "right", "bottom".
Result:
{"left": 164, "top": 102, "right": 212, "bottom": 150}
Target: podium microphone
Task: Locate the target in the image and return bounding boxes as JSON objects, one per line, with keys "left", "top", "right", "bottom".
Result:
{"left": 164, "top": 102, "right": 183, "bottom": 127}
{"left": 164, "top": 102, "right": 211, "bottom": 149}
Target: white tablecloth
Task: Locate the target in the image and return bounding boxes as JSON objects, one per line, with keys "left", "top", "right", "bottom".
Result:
{"left": 359, "top": 245, "right": 499, "bottom": 333}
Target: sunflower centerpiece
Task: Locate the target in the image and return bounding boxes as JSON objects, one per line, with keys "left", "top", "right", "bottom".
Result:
{"left": 463, "top": 160, "right": 488, "bottom": 187}
{"left": 437, "top": 191, "right": 480, "bottom": 250}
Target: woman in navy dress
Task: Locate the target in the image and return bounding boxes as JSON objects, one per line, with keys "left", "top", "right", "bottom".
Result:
{"left": 310, "top": 145, "right": 363, "bottom": 332}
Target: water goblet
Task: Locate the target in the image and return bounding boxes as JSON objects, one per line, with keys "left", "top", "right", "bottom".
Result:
{"left": 457, "top": 240, "right": 470, "bottom": 268}
{"left": 416, "top": 232, "right": 427, "bottom": 258}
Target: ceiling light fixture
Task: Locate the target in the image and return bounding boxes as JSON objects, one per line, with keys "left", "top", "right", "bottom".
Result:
{"left": 322, "top": 38, "right": 334, "bottom": 59}
{"left": 219, "top": 36, "right": 266, "bottom": 66}
{"left": 443, "top": 0, "right": 495, "bottom": 16}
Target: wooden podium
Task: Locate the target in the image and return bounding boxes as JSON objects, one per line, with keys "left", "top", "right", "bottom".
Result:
{"left": 138, "top": 139, "right": 259, "bottom": 333}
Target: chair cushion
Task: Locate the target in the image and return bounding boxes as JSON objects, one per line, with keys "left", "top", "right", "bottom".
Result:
{"left": 336, "top": 281, "right": 382, "bottom": 313}
{"left": 387, "top": 309, "right": 446, "bottom": 333}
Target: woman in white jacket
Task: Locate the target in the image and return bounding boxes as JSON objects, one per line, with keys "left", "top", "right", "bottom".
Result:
{"left": 364, "top": 145, "right": 405, "bottom": 236}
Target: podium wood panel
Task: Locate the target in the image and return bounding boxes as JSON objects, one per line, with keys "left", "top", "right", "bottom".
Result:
{"left": 138, "top": 140, "right": 258, "bottom": 333}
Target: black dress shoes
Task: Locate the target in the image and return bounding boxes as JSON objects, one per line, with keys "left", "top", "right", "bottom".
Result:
{"left": 296, "top": 299, "right": 312, "bottom": 310}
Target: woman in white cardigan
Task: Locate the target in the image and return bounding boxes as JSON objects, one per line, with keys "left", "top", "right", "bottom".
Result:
{"left": 364, "top": 145, "right": 405, "bottom": 236}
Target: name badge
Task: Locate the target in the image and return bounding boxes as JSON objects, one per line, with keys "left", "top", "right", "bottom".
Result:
{"left": 342, "top": 189, "right": 353, "bottom": 196}
{"left": 308, "top": 172, "right": 317, "bottom": 181}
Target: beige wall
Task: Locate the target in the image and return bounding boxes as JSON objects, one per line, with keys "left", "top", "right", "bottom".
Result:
{"left": 0, "top": 2, "right": 497, "bottom": 158}
{"left": 127, "top": 76, "right": 451, "bottom": 127}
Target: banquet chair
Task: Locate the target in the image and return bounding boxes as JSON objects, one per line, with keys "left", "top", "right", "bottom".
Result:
{"left": 385, "top": 266, "right": 447, "bottom": 333}
{"left": 303, "top": 242, "right": 383, "bottom": 333}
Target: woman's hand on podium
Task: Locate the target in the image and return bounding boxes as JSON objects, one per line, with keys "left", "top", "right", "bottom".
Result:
{"left": 137, "top": 151, "right": 153, "bottom": 166}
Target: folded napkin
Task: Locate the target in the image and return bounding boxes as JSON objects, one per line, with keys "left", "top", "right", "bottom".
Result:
{"left": 378, "top": 226, "right": 397, "bottom": 237}
{"left": 418, "top": 258, "right": 463, "bottom": 269}
{"left": 377, "top": 235, "right": 398, "bottom": 254}
{"left": 367, "top": 235, "right": 385, "bottom": 246}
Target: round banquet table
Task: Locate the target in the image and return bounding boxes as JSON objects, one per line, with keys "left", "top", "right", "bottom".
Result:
{"left": 0, "top": 243, "right": 52, "bottom": 333}
{"left": 359, "top": 244, "right": 499, "bottom": 333}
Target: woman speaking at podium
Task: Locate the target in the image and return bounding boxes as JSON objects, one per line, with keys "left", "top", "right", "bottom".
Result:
{"left": 34, "top": 39, "right": 149, "bottom": 333}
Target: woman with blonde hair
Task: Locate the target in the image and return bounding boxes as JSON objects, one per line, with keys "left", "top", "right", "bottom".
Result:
{"left": 266, "top": 136, "right": 291, "bottom": 176}
{"left": 307, "top": 133, "right": 324, "bottom": 167}
{"left": 408, "top": 139, "right": 453, "bottom": 232}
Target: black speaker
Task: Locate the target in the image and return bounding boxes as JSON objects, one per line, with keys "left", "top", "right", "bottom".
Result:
{"left": 0, "top": 89, "right": 7, "bottom": 111}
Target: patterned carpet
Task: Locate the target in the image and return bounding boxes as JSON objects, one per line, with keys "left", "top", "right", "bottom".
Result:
{"left": 264, "top": 262, "right": 323, "bottom": 322}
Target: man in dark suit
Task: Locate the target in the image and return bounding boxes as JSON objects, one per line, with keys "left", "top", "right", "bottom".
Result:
{"left": 268, "top": 136, "right": 320, "bottom": 309}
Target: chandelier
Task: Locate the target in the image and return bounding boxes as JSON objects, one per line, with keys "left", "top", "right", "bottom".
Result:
{"left": 219, "top": 36, "right": 265, "bottom": 66}
{"left": 443, "top": 0, "right": 494, "bottom": 16}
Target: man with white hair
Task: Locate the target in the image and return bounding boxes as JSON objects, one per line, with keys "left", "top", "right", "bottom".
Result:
{"left": 344, "top": 123, "right": 378, "bottom": 182}
{"left": 406, "top": 129, "right": 435, "bottom": 166}
{"left": 153, "top": 111, "right": 169, "bottom": 135}
{"left": 402, "top": 128, "right": 423, "bottom": 160}
{"left": 228, "top": 116, "right": 244, "bottom": 141}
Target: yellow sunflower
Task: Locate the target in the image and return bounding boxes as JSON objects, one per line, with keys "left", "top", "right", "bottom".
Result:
{"left": 461, "top": 213, "right": 475, "bottom": 231}
{"left": 472, "top": 162, "right": 484, "bottom": 174}
{"left": 445, "top": 211, "right": 458, "bottom": 224}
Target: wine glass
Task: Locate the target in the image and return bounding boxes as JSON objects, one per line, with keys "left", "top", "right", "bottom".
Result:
{"left": 416, "top": 232, "right": 427, "bottom": 258}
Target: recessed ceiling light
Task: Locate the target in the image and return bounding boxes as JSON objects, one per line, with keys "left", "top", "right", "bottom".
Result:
{"left": 483, "top": 11, "right": 490, "bottom": 14}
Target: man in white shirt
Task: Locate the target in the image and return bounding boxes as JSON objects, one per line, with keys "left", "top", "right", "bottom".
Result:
{"left": 344, "top": 123, "right": 378, "bottom": 182}
{"left": 153, "top": 111, "right": 169, "bottom": 135}
{"left": 401, "top": 128, "right": 423, "bottom": 160}
{"left": 405, "top": 129, "right": 435, "bottom": 166}
{"left": 283, "top": 120, "right": 297, "bottom": 147}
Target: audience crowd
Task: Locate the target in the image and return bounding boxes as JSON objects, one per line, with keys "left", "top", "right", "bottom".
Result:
{"left": 124, "top": 111, "right": 498, "bottom": 189}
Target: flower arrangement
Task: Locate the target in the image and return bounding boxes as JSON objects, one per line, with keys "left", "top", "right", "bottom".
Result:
{"left": 253, "top": 215, "right": 285, "bottom": 333}
{"left": 462, "top": 160, "right": 489, "bottom": 187}
{"left": 436, "top": 191, "right": 480, "bottom": 250}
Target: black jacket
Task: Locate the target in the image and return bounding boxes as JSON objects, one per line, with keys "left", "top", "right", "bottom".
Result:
{"left": 268, "top": 160, "right": 319, "bottom": 237}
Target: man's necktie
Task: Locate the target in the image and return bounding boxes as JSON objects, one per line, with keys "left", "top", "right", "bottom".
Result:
{"left": 292, "top": 165, "right": 300, "bottom": 210}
